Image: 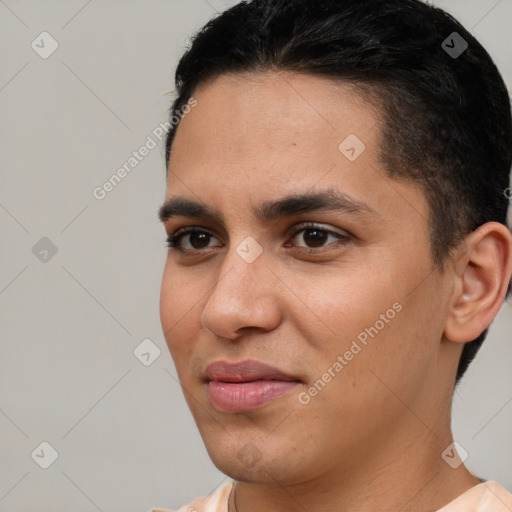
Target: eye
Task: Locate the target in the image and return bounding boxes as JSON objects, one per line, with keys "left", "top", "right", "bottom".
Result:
{"left": 166, "top": 227, "right": 221, "bottom": 253}
{"left": 165, "top": 222, "right": 351, "bottom": 255}
{"left": 286, "top": 222, "right": 350, "bottom": 251}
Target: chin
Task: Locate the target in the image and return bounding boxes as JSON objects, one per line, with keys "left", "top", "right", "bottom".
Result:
{"left": 188, "top": 393, "right": 318, "bottom": 484}
{"left": 210, "top": 454, "right": 290, "bottom": 484}
{"left": 212, "top": 458, "right": 270, "bottom": 483}
{"left": 203, "top": 434, "right": 306, "bottom": 485}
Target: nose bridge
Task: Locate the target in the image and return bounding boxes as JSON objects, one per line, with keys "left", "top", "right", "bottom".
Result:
{"left": 201, "top": 234, "right": 280, "bottom": 336}
{"left": 212, "top": 233, "right": 268, "bottom": 300}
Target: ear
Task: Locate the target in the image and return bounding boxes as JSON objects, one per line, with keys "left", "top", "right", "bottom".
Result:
{"left": 444, "top": 222, "right": 512, "bottom": 343}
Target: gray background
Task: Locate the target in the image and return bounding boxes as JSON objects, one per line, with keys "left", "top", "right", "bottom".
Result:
{"left": 0, "top": 1, "right": 510, "bottom": 511}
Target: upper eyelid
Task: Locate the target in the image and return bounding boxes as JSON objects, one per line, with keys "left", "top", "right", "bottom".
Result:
{"left": 171, "top": 222, "right": 347, "bottom": 237}
{"left": 288, "top": 222, "right": 349, "bottom": 239}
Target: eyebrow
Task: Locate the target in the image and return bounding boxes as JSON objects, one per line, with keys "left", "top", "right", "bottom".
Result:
{"left": 158, "top": 188, "right": 378, "bottom": 224}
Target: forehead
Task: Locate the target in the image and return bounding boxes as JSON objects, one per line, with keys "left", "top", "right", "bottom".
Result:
{"left": 172, "top": 71, "right": 378, "bottom": 161}
{"left": 165, "top": 71, "right": 428, "bottom": 229}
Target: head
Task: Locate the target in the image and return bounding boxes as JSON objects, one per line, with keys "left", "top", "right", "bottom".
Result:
{"left": 159, "top": 0, "right": 512, "bottom": 485}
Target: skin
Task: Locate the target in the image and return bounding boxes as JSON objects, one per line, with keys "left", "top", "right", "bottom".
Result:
{"left": 159, "top": 71, "right": 512, "bottom": 512}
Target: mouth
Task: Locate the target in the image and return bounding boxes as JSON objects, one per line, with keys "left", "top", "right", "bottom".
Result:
{"left": 204, "top": 360, "right": 302, "bottom": 412}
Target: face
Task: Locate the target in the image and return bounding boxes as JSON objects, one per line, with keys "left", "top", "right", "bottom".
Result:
{"left": 159, "top": 71, "right": 455, "bottom": 485}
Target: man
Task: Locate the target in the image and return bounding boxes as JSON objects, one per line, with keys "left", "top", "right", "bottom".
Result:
{"left": 155, "top": 0, "right": 512, "bottom": 510}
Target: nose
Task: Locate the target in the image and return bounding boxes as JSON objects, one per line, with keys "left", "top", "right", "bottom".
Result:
{"left": 200, "top": 239, "right": 282, "bottom": 340}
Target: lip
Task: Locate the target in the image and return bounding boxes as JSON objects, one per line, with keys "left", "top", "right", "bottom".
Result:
{"left": 205, "top": 360, "right": 301, "bottom": 412}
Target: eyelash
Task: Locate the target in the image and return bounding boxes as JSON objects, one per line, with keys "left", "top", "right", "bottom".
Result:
{"left": 165, "top": 222, "right": 350, "bottom": 255}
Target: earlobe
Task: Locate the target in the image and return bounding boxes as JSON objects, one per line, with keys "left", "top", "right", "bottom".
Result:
{"left": 443, "top": 222, "right": 512, "bottom": 344}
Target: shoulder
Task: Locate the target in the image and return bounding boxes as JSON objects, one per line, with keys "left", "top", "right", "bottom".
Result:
{"left": 148, "top": 481, "right": 234, "bottom": 512}
{"left": 437, "top": 480, "right": 512, "bottom": 511}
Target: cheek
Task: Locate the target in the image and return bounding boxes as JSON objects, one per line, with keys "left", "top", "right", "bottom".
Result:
{"left": 286, "top": 261, "right": 435, "bottom": 396}
{"left": 280, "top": 262, "right": 401, "bottom": 354}
{"left": 159, "top": 262, "right": 202, "bottom": 356}
{"left": 314, "top": 282, "right": 441, "bottom": 419}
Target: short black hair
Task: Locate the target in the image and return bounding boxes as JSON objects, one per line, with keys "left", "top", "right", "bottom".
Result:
{"left": 165, "top": 0, "right": 512, "bottom": 384}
